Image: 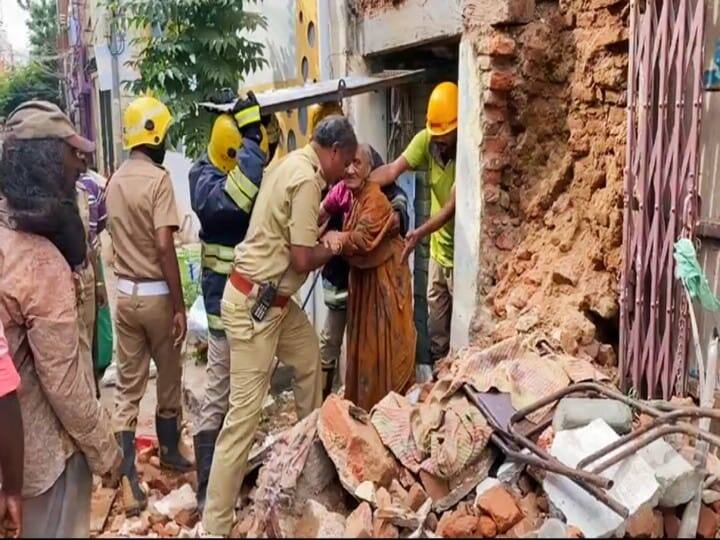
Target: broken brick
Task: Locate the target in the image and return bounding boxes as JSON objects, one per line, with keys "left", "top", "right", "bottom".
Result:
{"left": 489, "top": 70, "right": 515, "bottom": 92}
{"left": 317, "top": 395, "right": 397, "bottom": 492}
{"left": 475, "top": 485, "right": 523, "bottom": 533}
{"left": 662, "top": 510, "right": 680, "bottom": 539}
{"left": 419, "top": 470, "right": 450, "bottom": 502}
{"left": 478, "top": 515, "right": 498, "bottom": 537}
{"left": 372, "top": 518, "right": 399, "bottom": 538}
{"left": 389, "top": 479, "right": 409, "bottom": 505}
{"left": 437, "top": 514, "right": 480, "bottom": 538}
{"left": 344, "top": 502, "right": 373, "bottom": 538}
{"left": 488, "top": 35, "right": 516, "bottom": 57}
{"left": 173, "top": 508, "right": 199, "bottom": 529}
{"left": 697, "top": 505, "right": 719, "bottom": 539}
{"left": 405, "top": 483, "right": 429, "bottom": 512}
{"left": 425, "top": 512, "right": 439, "bottom": 532}
{"left": 625, "top": 506, "right": 664, "bottom": 538}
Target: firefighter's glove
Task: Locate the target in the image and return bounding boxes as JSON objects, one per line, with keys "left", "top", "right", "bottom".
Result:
{"left": 233, "top": 92, "right": 262, "bottom": 143}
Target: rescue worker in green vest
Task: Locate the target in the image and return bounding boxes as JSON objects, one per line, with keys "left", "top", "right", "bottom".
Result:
{"left": 369, "top": 81, "right": 458, "bottom": 365}
{"left": 202, "top": 115, "right": 358, "bottom": 536}
{"left": 187, "top": 94, "right": 279, "bottom": 514}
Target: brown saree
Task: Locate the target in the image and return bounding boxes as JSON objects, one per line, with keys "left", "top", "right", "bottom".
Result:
{"left": 342, "top": 181, "right": 416, "bottom": 411}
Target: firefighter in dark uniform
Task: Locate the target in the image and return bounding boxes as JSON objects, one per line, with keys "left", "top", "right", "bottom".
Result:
{"left": 188, "top": 95, "right": 279, "bottom": 513}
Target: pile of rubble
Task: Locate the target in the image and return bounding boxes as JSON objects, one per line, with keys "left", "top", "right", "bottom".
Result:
{"left": 95, "top": 335, "right": 720, "bottom": 538}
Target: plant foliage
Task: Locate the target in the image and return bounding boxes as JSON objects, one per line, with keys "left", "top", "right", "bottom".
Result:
{"left": 104, "top": 0, "right": 267, "bottom": 158}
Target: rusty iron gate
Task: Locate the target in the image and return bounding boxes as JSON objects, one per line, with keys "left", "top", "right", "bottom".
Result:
{"left": 620, "top": 0, "right": 705, "bottom": 399}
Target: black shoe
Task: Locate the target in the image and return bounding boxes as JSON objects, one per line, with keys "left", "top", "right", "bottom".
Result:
{"left": 193, "top": 430, "right": 219, "bottom": 514}
{"left": 115, "top": 431, "right": 148, "bottom": 517}
{"left": 322, "top": 368, "right": 336, "bottom": 400}
{"left": 156, "top": 415, "right": 194, "bottom": 472}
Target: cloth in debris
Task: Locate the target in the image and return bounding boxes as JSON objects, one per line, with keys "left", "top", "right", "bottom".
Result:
{"left": 372, "top": 379, "right": 492, "bottom": 480}
{"left": 447, "top": 336, "right": 571, "bottom": 423}
{"left": 342, "top": 180, "right": 416, "bottom": 411}
{"left": 0, "top": 198, "right": 119, "bottom": 498}
{"left": 674, "top": 238, "right": 720, "bottom": 311}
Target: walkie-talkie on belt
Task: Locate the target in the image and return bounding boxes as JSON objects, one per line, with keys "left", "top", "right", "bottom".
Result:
{"left": 251, "top": 282, "right": 278, "bottom": 322}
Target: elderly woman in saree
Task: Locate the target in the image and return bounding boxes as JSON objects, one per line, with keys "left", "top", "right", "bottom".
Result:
{"left": 323, "top": 144, "right": 416, "bottom": 410}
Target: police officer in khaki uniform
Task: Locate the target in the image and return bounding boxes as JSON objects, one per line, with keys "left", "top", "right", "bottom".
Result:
{"left": 106, "top": 96, "right": 192, "bottom": 517}
{"left": 202, "top": 116, "right": 358, "bottom": 536}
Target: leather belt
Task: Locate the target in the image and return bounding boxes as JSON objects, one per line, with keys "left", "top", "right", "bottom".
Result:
{"left": 229, "top": 271, "right": 289, "bottom": 308}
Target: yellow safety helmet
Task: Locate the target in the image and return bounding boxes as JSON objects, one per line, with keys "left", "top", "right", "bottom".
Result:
{"left": 208, "top": 114, "right": 243, "bottom": 174}
{"left": 122, "top": 96, "right": 173, "bottom": 150}
{"left": 309, "top": 102, "right": 344, "bottom": 133}
{"left": 426, "top": 82, "right": 458, "bottom": 137}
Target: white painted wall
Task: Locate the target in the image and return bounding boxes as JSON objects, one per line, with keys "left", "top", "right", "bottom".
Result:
{"left": 451, "top": 37, "right": 484, "bottom": 349}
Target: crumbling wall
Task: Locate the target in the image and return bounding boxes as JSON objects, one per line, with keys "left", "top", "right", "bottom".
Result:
{"left": 467, "top": 0, "right": 628, "bottom": 366}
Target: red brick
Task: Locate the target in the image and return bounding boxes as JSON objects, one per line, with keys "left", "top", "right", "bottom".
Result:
{"left": 663, "top": 511, "right": 680, "bottom": 539}
{"left": 488, "top": 35, "right": 516, "bottom": 57}
{"left": 489, "top": 70, "right": 515, "bottom": 92}
{"left": 484, "top": 135, "right": 510, "bottom": 154}
{"left": 626, "top": 506, "right": 664, "bottom": 538}
{"left": 419, "top": 470, "right": 449, "bottom": 502}
{"left": 698, "top": 505, "right": 719, "bottom": 538}
{"left": 478, "top": 515, "right": 498, "bottom": 537}
{"left": 372, "top": 518, "right": 399, "bottom": 538}
{"left": 476, "top": 485, "right": 523, "bottom": 533}
{"left": 484, "top": 185, "right": 501, "bottom": 205}
{"left": 343, "top": 502, "right": 373, "bottom": 538}
{"left": 437, "top": 514, "right": 480, "bottom": 538}
{"left": 317, "top": 395, "right": 398, "bottom": 490}
{"left": 405, "top": 483, "right": 428, "bottom": 512}
{"left": 484, "top": 104, "right": 508, "bottom": 124}
{"left": 484, "top": 152, "right": 507, "bottom": 171}
{"left": 484, "top": 170, "right": 502, "bottom": 186}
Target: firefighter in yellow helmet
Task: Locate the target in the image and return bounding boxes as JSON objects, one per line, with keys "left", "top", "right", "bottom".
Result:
{"left": 106, "top": 95, "right": 192, "bottom": 516}
{"left": 369, "top": 81, "right": 458, "bottom": 370}
{"left": 187, "top": 93, "right": 279, "bottom": 514}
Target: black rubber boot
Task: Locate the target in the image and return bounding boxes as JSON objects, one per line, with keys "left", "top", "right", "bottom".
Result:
{"left": 156, "top": 415, "right": 194, "bottom": 472}
{"left": 115, "top": 431, "right": 148, "bottom": 517}
{"left": 193, "top": 430, "right": 219, "bottom": 514}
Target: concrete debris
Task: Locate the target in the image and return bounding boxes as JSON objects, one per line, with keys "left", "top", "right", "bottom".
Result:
{"left": 552, "top": 397, "right": 633, "bottom": 434}
{"left": 697, "top": 504, "right": 720, "bottom": 538}
{"left": 544, "top": 419, "right": 660, "bottom": 538}
{"left": 535, "top": 517, "right": 568, "bottom": 538}
{"left": 294, "top": 499, "right": 347, "bottom": 538}
{"left": 152, "top": 484, "right": 197, "bottom": 519}
{"left": 636, "top": 438, "right": 703, "bottom": 508}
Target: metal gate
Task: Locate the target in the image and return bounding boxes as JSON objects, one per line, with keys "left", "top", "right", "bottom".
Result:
{"left": 620, "top": 0, "right": 705, "bottom": 398}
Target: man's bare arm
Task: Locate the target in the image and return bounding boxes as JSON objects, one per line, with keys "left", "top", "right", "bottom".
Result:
{"left": 368, "top": 156, "right": 411, "bottom": 188}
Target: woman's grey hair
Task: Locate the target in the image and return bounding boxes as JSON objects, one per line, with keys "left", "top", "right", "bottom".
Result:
{"left": 312, "top": 114, "right": 358, "bottom": 152}
{"left": 357, "top": 143, "right": 373, "bottom": 168}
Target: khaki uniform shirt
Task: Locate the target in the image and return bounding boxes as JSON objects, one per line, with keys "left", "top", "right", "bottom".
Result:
{"left": 0, "top": 199, "right": 119, "bottom": 497}
{"left": 234, "top": 144, "right": 325, "bottom": 296}
{"left": 106, "top": 153, "right": 179, "bottom": 280}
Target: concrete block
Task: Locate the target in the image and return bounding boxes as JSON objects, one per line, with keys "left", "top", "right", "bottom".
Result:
{"left": 536, "top": 518, "right": 568, "bottom": 538}
{"left": 544, "top": 419, "right": 660, "bottom": 538}
{"left": 637, "top": 439, "right": 704, "bottom": 508}
{"left": 552, "top": 397, "right": 633, "bottom": 434}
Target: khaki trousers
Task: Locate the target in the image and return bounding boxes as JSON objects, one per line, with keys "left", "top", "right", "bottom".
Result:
{"left": 113, "top": 290, "right": 183, "bottom": 432}
{"left": 427, "top": 258, "right": 454, "bottom": 362}
{"left": 319, "top": 307, "right": 347, "bottom": 383}
{"left": 194, "top": 332, "right": 231, "bottom": 434}
{"left": 203, "top": 281, "right": 322, "bottom": 535}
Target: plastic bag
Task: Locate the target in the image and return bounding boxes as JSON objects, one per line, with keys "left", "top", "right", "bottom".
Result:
{"left": 187, "top": 295, "right": 209, "bottom": 345}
